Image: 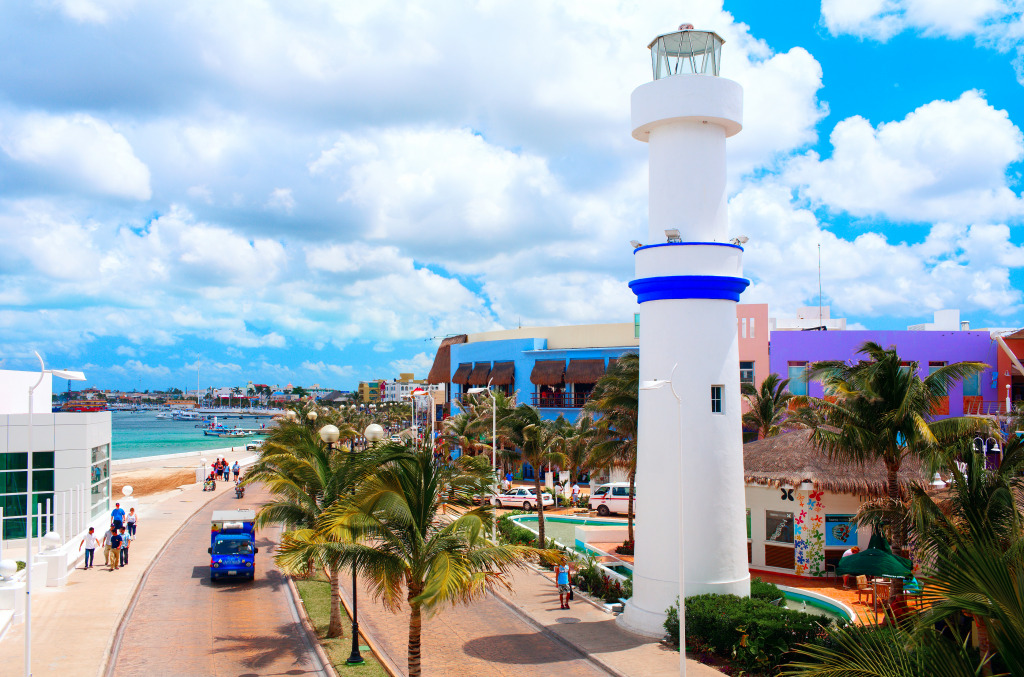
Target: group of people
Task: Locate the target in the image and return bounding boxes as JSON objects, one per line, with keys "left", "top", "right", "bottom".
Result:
{"left": 78, "top": 502, "right": 138, "bottom": 571}
{"left": 211, "top": 458, "right": 240, "bottom": 483}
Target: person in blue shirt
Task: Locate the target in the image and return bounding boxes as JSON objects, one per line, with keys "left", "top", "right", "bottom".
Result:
{"left": 554, "top": 558, "right": 573, "bottom": 610}
{"left": 110, "top": 503, "right": 126, "bottom": 530}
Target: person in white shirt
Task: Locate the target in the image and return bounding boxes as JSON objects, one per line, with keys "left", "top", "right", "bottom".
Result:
{"left": 842, "top": 546, "right": 860, "bottom": 558}
{"left": 101, "top": 527, "right": 116, "bottom": 568}
{"left": 79, "top": 527, "right": 99, "bottom": 569}
{"left": 571, "top": 483, "right": 581, "bottom": 504}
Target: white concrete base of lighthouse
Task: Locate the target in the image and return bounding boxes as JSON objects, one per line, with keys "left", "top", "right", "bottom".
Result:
{"left": 616, "top": 600, "right": 670, "bottom": 639}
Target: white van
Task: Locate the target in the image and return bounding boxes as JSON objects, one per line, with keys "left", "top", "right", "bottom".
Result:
{"left": 589, "top": 482, "right": 635, "bottom": 516}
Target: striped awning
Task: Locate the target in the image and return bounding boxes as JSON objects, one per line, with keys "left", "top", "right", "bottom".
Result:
{"left": 530, "top": 360, "right": 566, "bottom": 386}
{"left": 565, "top": 359, "right": 606, "bottom": 384}
{"left": 451, "top": 363, "right": 472, "bottom": 385}
{"left": 468, "top": 363, "right": 491, "bottom": 386}
{"left": 489, "top": 362, "right": 515, "bottom": 386}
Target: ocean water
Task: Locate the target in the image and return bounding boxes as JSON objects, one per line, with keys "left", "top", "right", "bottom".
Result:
{"left": 111, "top": 410, "right": 270, "bottom": 461}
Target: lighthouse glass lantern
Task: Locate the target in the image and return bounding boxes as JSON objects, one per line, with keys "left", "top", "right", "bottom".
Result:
{"left": 649, "top": 29, "right": 724, "bottom": 79}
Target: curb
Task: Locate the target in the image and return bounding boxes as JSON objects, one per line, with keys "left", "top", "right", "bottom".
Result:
{"left": 336, "top": 576, "right": 404, "bottom": 677}
{"left": 285, "top": 576, "right": 340, "bottom": 677}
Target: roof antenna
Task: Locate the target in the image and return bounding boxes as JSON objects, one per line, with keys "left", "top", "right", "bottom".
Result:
{"left": 818, "top": 243, "right": 823, "bottom": 326}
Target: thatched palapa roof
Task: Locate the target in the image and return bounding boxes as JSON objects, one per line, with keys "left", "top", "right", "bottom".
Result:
{"left": 468, "top": 363, "right": 491, "bottom": 386}
{"left": 451, "top": 363, "right": 472, "bottom": 385}
{"left": 489, "top": 362, "right": 515, "bottom": 386}
{"left": 530, "top": 360, "right": 566, "bottom": 386}
{"left": 426, "top": 334, "right": 467, "bottom": 384}
{"left": 565, "top": 359, "right": 606, "bottom": 384}
{"left": 743, "top": 429, "right": 928, "bottom": 499}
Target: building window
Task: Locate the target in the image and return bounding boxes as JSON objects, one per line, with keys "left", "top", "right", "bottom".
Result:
{"left": 634, "top": 313, "right": 640, "bottom": 339}
{"left": 740, "top": 361, "right": 754, "bottom": 385}
{"left": 741, "top": 318, "right": 747, "bottom": 338}
{"left": 963, "top": 372, "right": 981, "bottom": 397}
{"left": 749, "top": 317, "right": 755, "bottom": 338}
{"left": 766, "top": 510, "right": 794, "bottom": 544}
{"left": 788, "top": 362, "right": 808, "bottom": 396}
{"left": 928, "top": 361, "right": 946, "bottom": 376}
{"left": 0, "top": 451, "right": 56, "bottom": 540}
{"left": 711, "top": 385, "right": 723, "bottom": 414}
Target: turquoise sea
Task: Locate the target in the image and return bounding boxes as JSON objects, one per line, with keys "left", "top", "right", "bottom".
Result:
{"left": 111, "top": 411, "right": 270, "bottom": 461}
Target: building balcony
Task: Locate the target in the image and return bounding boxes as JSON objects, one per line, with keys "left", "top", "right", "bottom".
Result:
{"left": 531, "top": 393, "right": 591, "bottom": 409}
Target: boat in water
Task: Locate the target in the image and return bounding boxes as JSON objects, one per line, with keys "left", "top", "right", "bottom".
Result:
{"left": 61, "top": 399, "right": 109, "bottom": 412}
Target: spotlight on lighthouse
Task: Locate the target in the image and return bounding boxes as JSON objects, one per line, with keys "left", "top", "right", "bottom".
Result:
{"left": 730, "top": 236, "right": 749, "bottom": 245}
{"left": 664, "top": 228, "right": 682, "bottom": 243}
{"left": 630, "top": 240, "right": 643, "bottom": 249}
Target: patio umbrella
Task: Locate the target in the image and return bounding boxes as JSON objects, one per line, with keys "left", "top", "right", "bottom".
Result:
{"left": 868, "top": 531, "right": 893, "bottom": 553}
{"left": 836, "top": 547, "right": 913, "bottom": 578}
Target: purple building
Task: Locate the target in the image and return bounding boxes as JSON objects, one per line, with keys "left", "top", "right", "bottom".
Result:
{"left": 768, "top": 330, "right": 999, "bottom": 417}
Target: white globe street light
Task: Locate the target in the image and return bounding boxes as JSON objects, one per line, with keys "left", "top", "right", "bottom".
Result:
{"left": 319, "top": 424, "right": 340, "bottom": 446}
{"left": 307, "top": 410, "right": 318, "bottom": 423}
{"left": 364, "top": 423, "right": 385, "bottom": 443}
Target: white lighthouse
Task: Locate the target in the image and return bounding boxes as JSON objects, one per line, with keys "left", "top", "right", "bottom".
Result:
{"left": 619, "top": 27, "right": 751, "bottom": 640}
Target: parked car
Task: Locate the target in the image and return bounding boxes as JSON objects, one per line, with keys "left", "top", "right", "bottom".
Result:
{"left": 589, "top": 482, "right": 634, "bottom": 516}
{"left": 245, "top": 440, "right": 264, "bottom": 451}
{"left": 491, "top": 487, "right": 554, "bottom": 511}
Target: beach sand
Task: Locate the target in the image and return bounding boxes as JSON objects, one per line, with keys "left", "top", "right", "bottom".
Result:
{"left": 111, "top": 445, "right": 259, "bottom": 498}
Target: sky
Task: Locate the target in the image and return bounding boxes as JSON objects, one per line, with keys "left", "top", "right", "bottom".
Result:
{"left": 1, "top": 0, "right": 1022, "bottom": 392}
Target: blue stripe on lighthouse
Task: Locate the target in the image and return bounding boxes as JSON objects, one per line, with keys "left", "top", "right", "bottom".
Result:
{"left": 629, "top": 275, "right": 750, "bottom": 303}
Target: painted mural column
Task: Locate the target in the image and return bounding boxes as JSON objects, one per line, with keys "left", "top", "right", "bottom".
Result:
{"left": 619, "top": 27, "right": 751, "bottom": 639}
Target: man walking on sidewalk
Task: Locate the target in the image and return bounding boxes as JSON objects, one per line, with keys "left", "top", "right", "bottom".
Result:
{"left": 109, "top": 529, "right": 123, "bottom": 570}
{"left": 554, "top": 558, "right": 573, "bottom": 610}
{"left": 79, "top": 527, "right": 98, "bottom": 569}
{"left": 101, "top": 526, "right": 116, "bottom": 569}
{"left": 119, "top": 526, "right": 132, "bottom": 567}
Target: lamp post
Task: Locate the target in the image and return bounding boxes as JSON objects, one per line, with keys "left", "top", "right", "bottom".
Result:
{"left": 640, "top": 363, "right": 686, "bottom": 677}
{"left": 25, "top": 351, "right": 85, "bottom": 677}
{"left": 468, "top": 379, "right": 497, "bottom": 541}
{"left": 348, "top": 422, "right": 385, "bottom": 666}
{"left": 974, "top": 435, "right": 1001, "bottom": 468}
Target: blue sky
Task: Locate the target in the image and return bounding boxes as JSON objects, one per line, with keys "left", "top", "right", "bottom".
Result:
{"left": 0, "top": 0, "right": 1022, "bottom": 392}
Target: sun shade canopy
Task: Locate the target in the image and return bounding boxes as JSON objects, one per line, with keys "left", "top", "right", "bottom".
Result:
{"left": 530, "top": 360, "right": 566, "bottom": 386}
{"left": 565, "top": 359, "right": 606, "bottom": 384}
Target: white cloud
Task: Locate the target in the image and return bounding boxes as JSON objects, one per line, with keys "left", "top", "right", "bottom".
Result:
{"left": 0, "top": 111, "right": 151, "bottom": 199}
{"left": 820, "top": 0, "right": 1024, "bottom": 81}
{"left": 732, "top": 182, "right": 1024, "bottom": 317}
{"left": 786, "top": 91, "right": 1024, "bottom": 223}
{"left": 115, "top": 345, "right": 136, "bottom": 357}
{"left": 109, "top": 359, "right": 170, "bottom": 378}
{"left": 388, "top": 352, "right": 434, "bottom": 375}
{"left": 266, "top": 187, "right": 295, "bottom": 213}
{"left": 48, "top": 0, "right": 138, "bottom": 24}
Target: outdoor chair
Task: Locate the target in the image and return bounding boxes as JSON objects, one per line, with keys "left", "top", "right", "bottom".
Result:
{"left": 854, "top": 575, "right": 871, "bottom": 604}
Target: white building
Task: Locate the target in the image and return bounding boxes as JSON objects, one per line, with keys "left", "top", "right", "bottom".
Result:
{"left": 770, "top": 306, "right": 847, "bottom": 332}
{"left": 0, "top": 369, "right": 111, "bottom": 548}
{"left": 382, "top": 374, "right": 444, "bottom": 403}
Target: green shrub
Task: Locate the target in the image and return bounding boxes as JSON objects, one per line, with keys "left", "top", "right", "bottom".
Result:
{"left": 496, "top": 511, "right": 536, "bottom": 546}
{"left": 664, "top": 593, "right": 830, "bottom": 672}
{"left": 750, "top": 577, "right": 783, "bottom": 602}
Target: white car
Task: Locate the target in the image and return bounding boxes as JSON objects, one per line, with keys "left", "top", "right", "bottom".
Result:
{"left": 589, "top": 482, "right": 635, "bottom": 516}
{"left": 491, "top": 487, "right": 554, "bottom": 511}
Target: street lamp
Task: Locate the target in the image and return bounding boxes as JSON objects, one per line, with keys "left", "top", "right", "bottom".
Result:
{"left": 640, "top": 363, "right": 686, "bottom": 675}
{"left": 974, "top": 435, "right": 1001, "bottom": 468}
{"left": 344, "top": 422, "right": 385, "bottom": 667}
{"left": 468, "top": 380, "right": 498, "bottom": 541}
{"left": 25, "top": 351, "right": 85, "bottom": 677}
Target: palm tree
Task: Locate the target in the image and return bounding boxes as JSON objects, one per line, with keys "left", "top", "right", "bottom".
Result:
{"left": 806, "top": 341, "right": 988, "bottom": 552}
{"left": 441, "top": 406, "right": 486, "bottom": 457}
{"left": 230, "top": 386, "right": 242, "bottom": 409}
{"left": 277, "top": 449, "right": 542, "bottom": 677}
{"left": 785, "top": 441, "right": 1024, "bottom": 676}
{"left": 244, "top": 419, "right": 363, "bottom": 638}
{"left": 741, "top": 372, "right": 795, "bottom": 441}
{"left": 502, "top": 404, "right": 567, "bottom": 547}
{"left": 560, "top": 413, "right": 597, "bottom": 490}
{"left": 584, "top": 352, "right": 639, "bottom": 542}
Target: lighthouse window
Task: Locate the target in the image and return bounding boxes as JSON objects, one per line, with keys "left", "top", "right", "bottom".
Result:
{"left": 711, "top": 385, "right": 723, "bottom": 413}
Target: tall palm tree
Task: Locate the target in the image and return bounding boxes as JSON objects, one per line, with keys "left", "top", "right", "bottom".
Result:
{"left": 807, "top": 341, "right": 988, "bottom": 551}
{"left": 560, "top": 413, "right": 597, "bottom": 490}
{"left": 243, "top": 420, "right": 364, "bottom": 638}
{"left": 584, "top": 352, "right": 639, "bottom": 542}
{"left": 441, "top": 407, "right": 486, "bottom": 457}
{"left": 230, "top": 386, "right": 242, "bottom": 409}
{"left": 741, "top": 372, "right": 795, "bottom": 441}
{"left": 502, "top": 404, "right": 567, "bottom": 547}
{"left": 276, "top": 450, "right": 542, "bottom": 677}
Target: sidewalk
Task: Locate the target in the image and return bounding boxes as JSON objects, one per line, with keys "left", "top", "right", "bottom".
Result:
{"left": 493, "top": 566, "right": 724, "bottom": 677}
{"left": 0, "top": 460, "right": 246, "bottom": 677}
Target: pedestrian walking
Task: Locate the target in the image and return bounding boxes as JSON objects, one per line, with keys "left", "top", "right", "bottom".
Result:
{"left": 119, "top": 526, "right": 132, "bottom": 566}
{"left": 232, "top": 461, "right": 240, "bottom": 481}
{"left": 101, "top": 526, "right": 116, "bottom": 569}
{"left": 79, "top": 527, "right": 99, "bottom": 569}
{"left": 126, "top": 507, "right": 137, "bottom": 537}
{"left": 109, "top": 529, "right": 122, "bottom": 570}
{"left": 222, "top": 460, "right": 230, "bottom": 482}
{"left": 571, "top": 482, "right": 580, "bottom": 505}
{"left": 110, "top": 502, "right": 125, "bottom": 530}
{"left": 554, "top": 558, "right": 573, "bottom": 610}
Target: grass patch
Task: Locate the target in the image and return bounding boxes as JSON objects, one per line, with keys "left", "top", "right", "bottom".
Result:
{"left": 295, "top": 578, "right": 389, "bottom": 676}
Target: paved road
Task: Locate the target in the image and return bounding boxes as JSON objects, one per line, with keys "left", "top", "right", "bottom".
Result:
{"left": 345, "top": 574, "right": 611, "bottom": 677}
{"left": 110, "top": 485, "right": 325, "bottom": 677}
